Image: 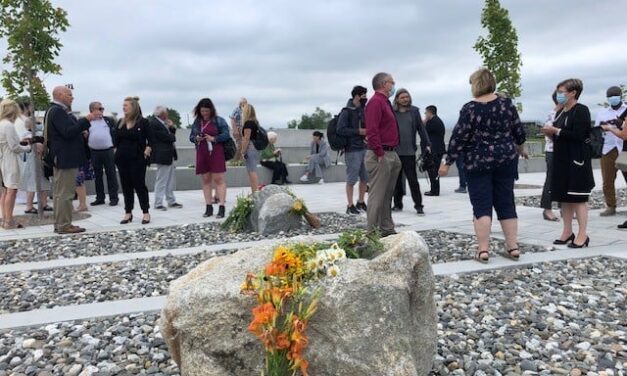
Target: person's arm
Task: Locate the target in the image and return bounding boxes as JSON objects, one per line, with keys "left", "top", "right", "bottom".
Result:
{"left": 189, "top": 119, "right": 200, "bottom": 144}
{"left": 444, "top": 107, "right": 472, "bottom": 166}
{"left": 214, "top": 117, "right": 231, "bottom": 143}
{"left": 140, "top": 118, "right": 152, "bottom": 158}
{"left": 601, "top": 119, "right": 627, "bottom": 140}
{"left": 336, "top": 109, "right": 359, "bottom": 137}
{"left": 365, "top": 98, "right": 384, "bottom": 159}
{"left": 50, "top": 108, "right": 87, "bottom": 139}
{"left": 414, "top": 109, "right": 431, "bottom": 151}
{"left": 318, "top": 140, "right": 329, "bottom": 158}
{"left": 241, "top": 126, "right": 252, "bottom": 159}
{"left": 7, "top": 124, "right": 31, "bottom": 153}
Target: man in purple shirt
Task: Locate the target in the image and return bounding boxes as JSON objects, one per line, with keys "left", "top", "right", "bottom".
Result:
{"left": 364, "top": 72, "right": 402, "bottom": 237}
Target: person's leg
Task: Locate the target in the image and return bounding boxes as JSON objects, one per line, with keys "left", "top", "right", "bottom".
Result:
{"left": 346, "top": 183, "right": 355, "bottom": 207}
{"left": 456, "top": 158, "right": 467, "bottom": 189}
{"left": 25, "top": 191, "right": 35, "bottom": 211}
{"left": 345, "top": 151, "right": 359, "bottom": 207}
{"left": 153, "top": 164, "right": 167, "bottom": 207}
{"left": 201, "top": 173, "right": 213, "bottom": 204}
{"left": 541, "top": 152, "right": 558, "bottom": 219}
{"left": 402, "top": 155, "right": 423, "bottom": 210}
{"left": 473, "top": 216, "right": 492, "bottom": 254}
{"left": 573, "top": 202, "right": 589, "bottom": 245}
{"left": 75, "top": 185, "right": 88, "bottom": 211}
{"left": 380, "top": 151, "right": 402, "bottom": 232}
{"left": 492, "top": 160, "right": 519, "bottom": 257}
{"left": 358, "top": 181, "right": 367, "bottom": 204}
{"left": 53, "top": 168, "right": 78, "bottom": 230}
{"left": 131, "top": 160, "right": 150, "bottom": 215}
{"left": 357, "top": 150, "right": 368, "bottom": 205}
{"left": 427, "top": 153, "right": 442, "bottom": 194}
{"left": 600, "top": 149, "right": 618, "bottom": 214}
{"left": 165, "top": 164, "right": 177, "bottom": 205}
{"left": 392, "top": 170, "right": 404, "bottom": 209}
{"left": 117, "top": 162, "right": 134, "bottom": 216}
{"left": 103, "top": 150, "right": 119, "bottom": 203}
{"left": 365, "top": 150, "right": 385, "bottom": 231}
{"left": 214, "top": 173, "right": 227, "bottom": 204}
{"left": 2, "top": 188, "right": 17, "bottom": 225}
{"left": 559, "top": 202, "right": 575, "bottom": 241}
{"left": 466, "top": 169, "right": 493, "bottom": 256}
{"left": 248, "top": 171, "right": 259, "bottom": 192}
{"left": 90, "top": 150, "right": 105, "bottom": 203}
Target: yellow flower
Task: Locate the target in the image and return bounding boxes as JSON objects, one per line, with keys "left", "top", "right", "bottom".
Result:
{"left": 293, "top": 200, "right": 303, "bottom": 212}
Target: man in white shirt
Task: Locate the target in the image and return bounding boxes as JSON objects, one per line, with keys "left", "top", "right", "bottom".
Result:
{"left": 82, "top": 101, "right": 119, "bottom": 206}
{"left": 595, "top": 86, "right": 627, "bottom": 216}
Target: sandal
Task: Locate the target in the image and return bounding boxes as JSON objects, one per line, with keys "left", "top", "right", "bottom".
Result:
{"left": 24, "top": 208, "right": 38, "bottom": 214}
{"left": 3, "top": 220, "right": 24, "bottom": 229}
{"left": 42, "top": 205, "right": 53, "bottom": 212}
{"left": 501, "top": 248, "right": 520, "bottom": 261}
{"left": 474, "top": 250, "right": 489, "bottom": 264}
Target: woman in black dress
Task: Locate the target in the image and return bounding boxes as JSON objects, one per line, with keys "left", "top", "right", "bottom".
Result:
{"left": 115, "top": 96, "right": 152, "bottom": 225}
{"left": 541, "top": 79, "right": 594, "bottom": 248}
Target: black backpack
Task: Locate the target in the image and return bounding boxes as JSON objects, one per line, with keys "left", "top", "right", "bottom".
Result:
{"left": 327, "top": 108, "right": 349, "bottom": 152}
{"left": 587, "top": 126, "right": 604, "bottom": 159}
{"left": 252, "top": 124, "right": 269, "bottom": 150}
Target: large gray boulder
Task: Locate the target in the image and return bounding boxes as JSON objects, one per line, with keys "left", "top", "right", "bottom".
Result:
{"left": 245, "top": 184, "right": 303, "bottom": 234}
{"left": 160, "top": 231, "right": 437, "bottom": 376}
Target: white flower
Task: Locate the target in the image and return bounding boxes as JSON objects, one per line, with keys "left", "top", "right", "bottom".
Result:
{"left": 336, "top": 248, "right": 346, "bottom": 260}
{"left": 327, "top": 265, "right": 340, "bottom": 278}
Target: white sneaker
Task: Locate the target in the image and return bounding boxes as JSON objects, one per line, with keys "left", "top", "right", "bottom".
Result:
{"left": 318, "top": 178, "right": 325, "bottom": 184}
{"left": 300, "top": 174, "right": 308, "bottom": 182}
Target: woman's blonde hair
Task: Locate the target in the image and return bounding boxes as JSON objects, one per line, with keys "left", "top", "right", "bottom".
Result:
{"left": 241, "top": 103, "right": 258, "bottom": 124}
{"left": 0, "top": 99, "right": 21, "bottom": 123}
{"left": 121, "top": 96, "right": 142, "bottom": 128}
{"left": 469, "top": 68, "right": 496, "bottom": 98}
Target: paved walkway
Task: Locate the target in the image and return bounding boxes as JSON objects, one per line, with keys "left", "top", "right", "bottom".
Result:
{"left": 1, "top": 168, "right": 626, "bottom": 330}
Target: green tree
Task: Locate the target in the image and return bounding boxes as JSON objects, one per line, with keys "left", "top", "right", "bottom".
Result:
{"left": 167, "top": 108, "right": 182, "bottom": 128}
{"left": 474, "top": 0, "right": 523, "bottom": 111}
{"left": 0, "top": 0, "right": 69, "bottom": 109}
{"left": 287, "top": 107, "right": 332, "bottom": 129}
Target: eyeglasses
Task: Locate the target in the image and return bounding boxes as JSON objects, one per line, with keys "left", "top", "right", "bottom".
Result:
{"left": 98, "top": 107, "right": 104, "bottom": 111}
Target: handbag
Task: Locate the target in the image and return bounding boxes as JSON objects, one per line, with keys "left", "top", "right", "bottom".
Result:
{"left": 223, "top": 137, "right": 236, "bottom": 161}
{"left": 615, "top": 151, "right": 627, "bottom": 172}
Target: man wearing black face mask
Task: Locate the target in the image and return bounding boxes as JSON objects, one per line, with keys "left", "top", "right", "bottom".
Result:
{"left": 596, "top": 85, "right": 627, "bottom": 217}
{"left": 336, "top": 85, "right": 369, "bottom": 214}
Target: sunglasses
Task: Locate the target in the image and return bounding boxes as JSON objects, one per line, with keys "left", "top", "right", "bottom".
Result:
{"left": 98, "top": 107, "right": 104, "bottom": 111}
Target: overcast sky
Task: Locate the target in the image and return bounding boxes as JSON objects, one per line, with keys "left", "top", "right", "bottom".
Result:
{"left": 2, "top": 0, "right": 627, "bottom": 127}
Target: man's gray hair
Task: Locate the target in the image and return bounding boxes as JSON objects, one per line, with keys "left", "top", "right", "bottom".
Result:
{"left": 372, "top": 72, "right": 390, "bottom": 90}
{"left": 153, "top": 105, "right": 168, "bottom": 117}
{"left": 88, "top": 101, "right": 101, "bottom": 112}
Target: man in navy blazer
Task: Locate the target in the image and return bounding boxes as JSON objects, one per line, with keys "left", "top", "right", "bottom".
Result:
{"left": 45, "top": 86, "right": 90, "bottom": 234}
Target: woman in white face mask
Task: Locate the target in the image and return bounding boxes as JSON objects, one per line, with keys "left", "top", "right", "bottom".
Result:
{"left": 541, "top": 78, "right": 594, "bottom": 248}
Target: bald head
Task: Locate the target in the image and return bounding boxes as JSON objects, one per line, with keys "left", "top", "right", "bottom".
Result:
{"left": 52, "top": 86, "right": 74, "bottom": 107}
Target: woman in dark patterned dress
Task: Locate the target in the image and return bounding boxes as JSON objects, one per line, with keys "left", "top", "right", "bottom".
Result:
{"left": 189, "top": 98, "right": 230, "bottom": 218}
{"left": 439, "top": 68, "right": 527, "bottom": 263}
{"left": 541, "top": 79, "right": 594, "bottom": 248}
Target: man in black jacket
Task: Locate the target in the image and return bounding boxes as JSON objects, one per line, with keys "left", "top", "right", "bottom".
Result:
{"left": 336, "top": 85, "right": 368, "bottom": 214}
{"left": 45, "top": 86, "right": 90, "bottom": 234}
{"left": 424, "top": 105, "right": 446, "bottom": 196}
{"left": 81, "top": 101, "right": 119, "bottom": 206}
{"left": 149, "top": 106, "right": 182, "bottom": 210}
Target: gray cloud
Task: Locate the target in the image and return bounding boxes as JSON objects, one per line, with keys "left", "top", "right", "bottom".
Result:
{"left": 1, "top": 0, "right": 626, "bottom": 128}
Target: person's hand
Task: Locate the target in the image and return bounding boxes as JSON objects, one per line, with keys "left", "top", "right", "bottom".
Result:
{"left": 358, "top": 128, "right": 366, "bottom": 136}
{"left": 305, "top": 155, "right": 311, "bottom": 161}
{"left": 438, "top": 163, "right": 450, "bottom": 177}
{"left": 517, "top": 145, "right": 529, "bottom": 160}
{"left": 426, "top": 146, "right": 431, "bottom": 153}
{"left": 274, "top": 148, "right": 282, "bottom": 155}
{"left": 165, "top": 119, "right": 174, "bottom": 127}
{"left": 85, "top": 113, "right": 96, "bottom": 121}
{"left": 144, "top": 146, "right": 152, "bottom": 159}
{"left": 540, "top": 125, "right": 558, "bottom": 136}
{"left": 601, "top": 124, "right": 613, "bottom": 131}
{"left": 35, "top": 143, "right": 44, "bottom": 156}
{"left": 377, "top": 156, "right": 383, "bottom": 163}
{"left": 205, "top": 135, "right": 215, "bottom": 142}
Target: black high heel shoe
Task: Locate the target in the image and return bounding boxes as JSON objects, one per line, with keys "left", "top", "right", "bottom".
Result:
{"left": 553, "top": 233, "right": 574, "bottom": 245}
{"left": 120, "top": 214, "right": 133, "bottom": 224}
{"left": 141, "top": 214, "right": 150, "bottom": 225}
{"left": 568, "top": 236, "right": 590, "bottom": 248}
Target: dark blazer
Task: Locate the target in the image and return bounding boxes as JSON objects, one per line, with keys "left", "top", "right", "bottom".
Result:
{"left": 45, "top": 102, "right": 90, "bottom": 169}
{"left": 148, "top": 116, "right": 177, "bottom": 165}
{"left": 113, "top": 117, "right": 152, "bottom": 159}
{"left": 425, "top": 115, "right": 446, "bottom": 155}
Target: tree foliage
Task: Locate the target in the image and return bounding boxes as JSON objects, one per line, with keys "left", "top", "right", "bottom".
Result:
{"left": 287, "top": 107, "right": 332, "bottom": 129}
{"left": 0, "top": 0, "right": 69, "bottom": 109}
{"left": 167, "top": 108, "right": 182, "bottom": 128}
{"left": 474, "top": 0, "right": 522, "bottom": 111}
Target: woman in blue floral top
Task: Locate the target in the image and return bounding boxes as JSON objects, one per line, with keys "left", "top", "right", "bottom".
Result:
{"left": 439, "top": 68, "right": 527, "bottom": 263}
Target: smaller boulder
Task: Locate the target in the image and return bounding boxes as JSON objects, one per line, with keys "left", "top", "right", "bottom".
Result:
{"left": 246, "top": 185, "right": 303, "bottom": 234}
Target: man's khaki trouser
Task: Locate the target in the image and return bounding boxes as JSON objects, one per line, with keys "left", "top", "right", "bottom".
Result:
{"left": 365, "top": 150, "right": 401, "bottom": 233}
{"left": 601, "top": 148, "right": 621, "bottom": 208}
{"left": 53, "top": 167, "right": 77, "bottom": 230}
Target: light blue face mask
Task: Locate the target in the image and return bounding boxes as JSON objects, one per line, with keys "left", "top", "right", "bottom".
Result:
{"left": 388, "top": 85, "right": 396, "bottom": 98}
{"left": 556, "top": 93, "right": 568, "bottom": 105}
{"left": 608, "top": 96, "right": 622, "bottom": 107}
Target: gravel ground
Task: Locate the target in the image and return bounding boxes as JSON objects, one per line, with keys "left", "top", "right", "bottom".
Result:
{"left": 431, "top": 257, "right": 627, "bottom": 375}
{"left": 0, "top": 230, "right": 551, "bottom": 314}
{"left": 0, "top": 212, "right": 366, "bottom": 265}
{"left": 516, "top": 188, "right": 627, "bottom": 211}
{"left": 419, "top": 230, "right": 553, "bottom": 264}
{"left": 1, "top": 257, "right": 624, "bottom": 375}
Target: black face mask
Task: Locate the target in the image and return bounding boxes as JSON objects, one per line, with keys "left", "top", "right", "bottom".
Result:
{"left": 359, "top": 98, "right": 367, "bottom": 107}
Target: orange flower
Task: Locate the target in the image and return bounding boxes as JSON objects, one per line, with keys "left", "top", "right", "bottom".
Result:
{"left": 275, "top": 332, "right": 290, "bottom": 350}
{"left": 248, "top": 302, "right": 277, "bottom": 336}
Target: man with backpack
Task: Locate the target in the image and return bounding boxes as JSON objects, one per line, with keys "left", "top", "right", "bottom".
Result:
{"left": 336, "top": 85, "right": 369, "bottom": 214}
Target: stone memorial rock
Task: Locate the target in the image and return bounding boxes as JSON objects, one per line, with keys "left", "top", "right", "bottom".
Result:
{"left": 245, "top": 184, "right": 303, "bottom": 234}
{"left": 160, "top": 231, "right": 437, "bottom": 376}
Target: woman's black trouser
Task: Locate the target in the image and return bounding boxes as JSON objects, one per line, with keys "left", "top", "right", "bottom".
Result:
{"left": 116, "top": 157, "right": 149, "bottom": 214}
